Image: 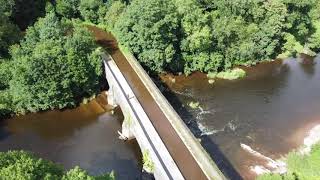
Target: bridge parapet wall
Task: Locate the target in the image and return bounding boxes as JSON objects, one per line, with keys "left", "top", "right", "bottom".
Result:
{"left": 121, "top": 52, "right": 226, "bottom": 180}
{"left": 103, "top": 54, "right": 184, "bottom": 180}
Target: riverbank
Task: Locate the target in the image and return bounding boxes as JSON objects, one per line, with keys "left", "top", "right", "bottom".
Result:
{"left": 257, "top": 123, "right": 320, "bottom": 179}
{"left": 247, "top": 121, "right": 320, "bottom": 177}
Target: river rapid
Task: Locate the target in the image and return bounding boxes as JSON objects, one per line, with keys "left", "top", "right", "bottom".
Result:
{"left": 160, "top": 55, "right": 320, "bottom": 179}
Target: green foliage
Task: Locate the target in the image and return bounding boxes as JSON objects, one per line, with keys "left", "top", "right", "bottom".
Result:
{"left": 0, "top": 90, "right": 13, "bottom": 118}
{"left": 114, "top": 0, "right": 181, "bottom": 73}
{"left": 107, "top": 0, "right": 320, "bottom": 75}
{"left": 0, "top": 0, "right": 21, "bottom": 58}
{"left": 142, "top": 150, "right": 154, "bottom": 173}
{"left": 0, "top": 0, "right": 15, "bottom": 17}
{"left": 0, "top": 60, "right": 13, "bottom": 90}
{"left": 0, "top": 60, "right": 12, "bottom": 117}
{"left": 0, "top": 151, "right": 115, "bottom": 180}
{"left": 282, "top": 0, "right": 315, "bottom": 44}
{"left": 216, "top": 68, "right": 246, "bottom": 80}
{"left": 56, "top": 0, "right": 81, "bottom": 18}
{"left": 12, "top": 0, "right": 47, "bottom": 29}
{"left": 62, "top": 167, "right": 94, "bottom": 180}
{"left": 79, "top": 0, "right": 107, "bottom": 24}
{"left": 280, "top": 33, "right": 304, "bottom": 57}
{"left": 257, "top": 144, "right": 320, "bottom": 180}
{"left": 62, "top": 167, "right": 115, "bottom": 180}
{"left": 102, "top": 1, "right": 126, "bottom": 30}
{"left": 285, "top": 144, "right": 320, "bottom": 179}
{"left": 6, "top": 12, "right": 102, "bottom": 114}
{"left": 0, "top": 151, "right": 63, "bottom": 180}
{"left": 257, "top": 173, "right": 295, "bottom": 180}
{"left": 307, "top": 21, "right": 320, "bottom": 52}
{"left": 188, "top": 101, "right": 200, "bottom": 109}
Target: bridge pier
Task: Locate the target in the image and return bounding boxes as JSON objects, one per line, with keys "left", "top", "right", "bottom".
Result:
{"left": 106, "top": 86, "right": 118, "bottom": 108}
{"left": 107, "top": 87, "right": 135, "bottom": 140}
{"left": 121, "top": 112, "right": 135, "bottom": 140}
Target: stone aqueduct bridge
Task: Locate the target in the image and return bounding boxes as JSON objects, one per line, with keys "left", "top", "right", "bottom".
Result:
{"left": 103, "top": 50, "right": 226, "bottom": 180}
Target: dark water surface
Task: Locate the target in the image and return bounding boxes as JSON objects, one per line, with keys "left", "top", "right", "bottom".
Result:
{"left": 0, "top": 95, "right": 142, "bottom": 179}
{"left": 161, "top": 55, "right": 320, "bottom": 179}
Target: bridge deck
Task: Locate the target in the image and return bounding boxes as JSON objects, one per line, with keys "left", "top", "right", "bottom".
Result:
{"left": 90, "top": 26, "right": 220, "bottom": 180}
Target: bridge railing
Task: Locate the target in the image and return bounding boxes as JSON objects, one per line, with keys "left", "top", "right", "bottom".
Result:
{"left": 120, "top": 51, "right": 226, "bottom": 180}
{"left": 103, "top": 54, "right": 185, "bottom": 179}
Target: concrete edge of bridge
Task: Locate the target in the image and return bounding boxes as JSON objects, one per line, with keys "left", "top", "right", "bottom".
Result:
{"left": 103, "top": 53, "right": 185, "bottom": 180}
{"left": 121, "top": 51, "right": 227, "bottom": 180}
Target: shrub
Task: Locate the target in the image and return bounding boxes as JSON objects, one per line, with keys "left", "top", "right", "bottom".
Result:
{"left": 257, "top": 144, "right": 320, "bottom": 180}
{"left": 0, "top": 151, "right": 63, "bottom": 180}
{"left": 216, "top": 68, "right": 246, "bottom": 80}
{"left": 0, "top": 151, "right": 115, "bottom": 180}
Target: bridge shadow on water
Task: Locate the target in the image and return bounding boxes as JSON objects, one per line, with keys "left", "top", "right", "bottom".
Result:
{"left": 154, "top": 77, "right": 243, "bottom": 180}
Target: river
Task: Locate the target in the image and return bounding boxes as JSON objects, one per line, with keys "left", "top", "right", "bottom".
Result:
{"left": 0, "top": 93, "right": 142, "bottom": 179}
{"left": 160, "top": 55, "right": 320, "bottom": 179}
{"left": 3, "top": 26, "right": 319, "bottom": 180}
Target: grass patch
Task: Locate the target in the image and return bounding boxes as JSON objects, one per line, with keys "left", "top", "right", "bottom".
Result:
{"left": 257, "top": 144, "right": 320, "bottom": 180}
{"left": 142, "top": 150, "right": 154, "bottom": 173}
{"left": 188, "top": 101, "right": 200, "bottom": 109}
{"left": 216, "top": 68, "right": 246, "bottom": 80}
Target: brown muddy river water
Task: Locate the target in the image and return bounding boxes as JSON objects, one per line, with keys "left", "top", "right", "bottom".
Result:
{"left": 3, "top": 25, "right": 319, "bottom": 180}
{"left": 0, "top": 95, "right": 142, "bottom": 179}
{"left": 161, "top": 55, "right": 320, "bottom": 179}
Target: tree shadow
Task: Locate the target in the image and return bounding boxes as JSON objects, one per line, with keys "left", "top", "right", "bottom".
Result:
{"left": 153, "top": 76, "right": 243, "bottom": 180}
{"left": 0, "top": 120, "right": 10, "bottom": 141}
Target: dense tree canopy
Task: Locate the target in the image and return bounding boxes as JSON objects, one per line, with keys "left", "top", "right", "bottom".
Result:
{"left": 0, "top": 0, "right": 20, "bottom": 59}
{"left": 12, "top": 0, "right": 48, "bottom": 29}
{"left": 0, "top": 12, "right": 103, "bottom": 115}
{"left": 0, "top": 150, "right": 114, "bottom": 180}
{"left": 55, "top": 0, "right": 81, "bottom": 18}
{"left": 114, "top": 0, "right": 181, "bottom": 73}
{"left": 104, "top": 0, "right": 320, "bottom": 74}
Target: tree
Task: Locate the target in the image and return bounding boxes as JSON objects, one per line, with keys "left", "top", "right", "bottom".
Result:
{"left": 102, "top": 0, "right": 127, "bottom": 30}
{"left": 79, "top": 0, "right": 107, "bottom": 24}
{"left": 0, "top": 0, "right": 20, "bottom": 58}
{"left": 56, "top": 0, "right": 81, "bottom": 18}
{"left": 0, "top": 151, "right": 63, "bottom": 180}
{"left": 108, "top": 0, "right": 320, "bottom": 75}
{"left": 8, "top": 12, "right": 103, "bottom": 113}
{"left": 12, "top": 0, "right": 47, "bottom": 29}
{"left": 0, "top": 150, "right": 115, "bottom": 180}
{"left": 114, "top": 0, "right": 181, "bottom": 73}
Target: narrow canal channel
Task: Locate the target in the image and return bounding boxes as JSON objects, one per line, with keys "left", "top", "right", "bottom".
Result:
{"left": 161, "top": 55, "right": 320, "bottom": 179}
{"left": 0, "top": 94, "right": 142, "bottom": 179}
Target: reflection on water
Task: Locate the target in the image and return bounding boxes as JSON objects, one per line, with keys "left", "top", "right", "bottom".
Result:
{"left": 0, "top": 96, "right": 142, "bottom": 179}
{"left": 161, "top": 55, "right": 320, "bottom": 179}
